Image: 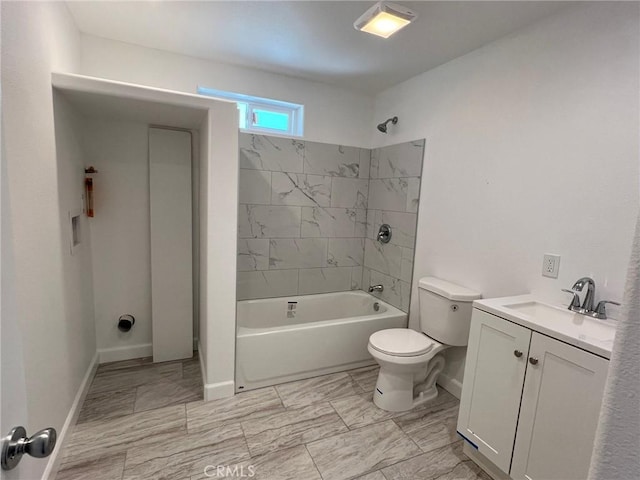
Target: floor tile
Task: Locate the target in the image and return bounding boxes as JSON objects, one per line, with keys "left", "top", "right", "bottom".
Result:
{"left": 306, "top": 420, "right": 421, "bottom": 480}
{"left": 242, "top": 402, "right": 349, "bottom": 456}
{"left": 134, "top": 376, "right": 202, "bottom": 412}
{"left": 89, "top": 362, "right": 183, "bottom": 395}
{"left": 186, "top": 387, "right": 284, "bottom": 433}
{"left": 77, "top": 388, "right": 136, "bottom": 424}
{"left": 393, "top": 400, "right": 461, "bottom": 453}
{"left": 354, "top": 471, "right": 387, "bottom": 480}
{"left": 96, "top": 357, "right": 154, "bottom": 374}
{"left": 56, "top": 453, "right": 126, "bottom": 480}
{"left": 331, "top": 387, "right": 458, "bottom": 431}
{"left": 182, "top": 357, "right": 202, "bottom": 379}
{"left": 381, "top": 441, "right": 485, "bottom": 480}
{"left": 192, "top": 445, "right": 322, "bottom": 480}
{"left": 123, "top": 423, "right": 250, "bottom": 480}
{"left": 348, "top": 365, "right": 380, "bottom": 393}
{"left": 63, "top": 404, "right": 186, "bottom": 465}
{"left": 63, "top": 355, "right": 469, "bottom": 480}
{"left": 331, "top": 393, "right": 396, "bottom": 430}
{"left": 275, "top": 372, "right": 363, "bottom": 408}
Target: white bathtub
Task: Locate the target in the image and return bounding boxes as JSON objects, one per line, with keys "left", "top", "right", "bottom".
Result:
{"left": 235, "top": 290, "right": 407, "bottom": 392}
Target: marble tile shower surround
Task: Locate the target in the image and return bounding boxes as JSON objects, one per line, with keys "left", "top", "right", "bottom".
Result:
{"left": 237, "top": 133, "right": 424, "bottom": 312}
{"left": 364, "top": 140, "right": 425, "bottom": 312}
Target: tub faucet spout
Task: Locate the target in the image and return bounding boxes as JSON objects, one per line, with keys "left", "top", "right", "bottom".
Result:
{"left": 369, "top": 284, "right": 384, "bottom": 293}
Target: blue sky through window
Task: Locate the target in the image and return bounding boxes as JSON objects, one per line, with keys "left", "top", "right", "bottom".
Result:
{"left": 253, "top": 109, "right": 289, "bottom": 132}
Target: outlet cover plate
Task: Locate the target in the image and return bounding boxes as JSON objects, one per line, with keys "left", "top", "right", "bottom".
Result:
{"left": 542, "top": 254, "right": 560, "bottom": 278}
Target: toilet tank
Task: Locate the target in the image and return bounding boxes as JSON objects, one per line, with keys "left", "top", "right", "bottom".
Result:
{"left": 418, "top": 277, "right": 482, "bottom": 346}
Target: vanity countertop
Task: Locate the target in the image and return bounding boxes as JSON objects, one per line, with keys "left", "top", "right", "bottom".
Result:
{"left": 474, "top": 294, "right": 616, "bottom": 359}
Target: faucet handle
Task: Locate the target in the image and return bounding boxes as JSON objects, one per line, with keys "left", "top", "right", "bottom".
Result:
{"left": 561, "top": 289, "right": 582, "bottom": 311}
{"left": 591, "top": 300, "right": 621, "bottom": 320}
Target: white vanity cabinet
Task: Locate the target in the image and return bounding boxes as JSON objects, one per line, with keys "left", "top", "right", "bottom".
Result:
{"left": 457, "top": 307, "right": 610, "bottom": 480}
{"left": 457, "top": 309, "right": 532, "bottom": 472}
{"left": 510, "top": 332, "right": 609, "bottom": 480}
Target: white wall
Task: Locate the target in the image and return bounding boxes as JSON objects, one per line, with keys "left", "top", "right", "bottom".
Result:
{"left": 52, "top": 92, "right": 97, "bottom": 388}
{"left": 79, "top": 34, "right": 373, "bottom": 148}
{"left": 1, "top": 2, "right": 95, "bottom": 478}
{"left": 373, "top": 3, "right": 640, "bottom": 389}
{"left": 202, "top": 103, "right": 239, "bottom": 399}
{"left": 82, "top": 120, "right": 153, "bottom": 357}
{"left": 198, "top": 115, "right": 210, "bottom": 386}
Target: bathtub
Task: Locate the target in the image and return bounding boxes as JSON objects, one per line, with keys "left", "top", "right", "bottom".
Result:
{"left": 235, "top": 290, "right": 407, "bottom": 392}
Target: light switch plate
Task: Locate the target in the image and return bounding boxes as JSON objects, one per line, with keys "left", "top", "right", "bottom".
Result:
{"left": 542, "top": 254, "right": 560, "bottom": 278}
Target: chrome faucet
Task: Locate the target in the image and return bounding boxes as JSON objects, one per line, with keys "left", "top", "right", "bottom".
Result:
{"left": 562, "top": 277, "right": 621, "bottom": 319}
{"left": 368, "top": 284, "right": 384, "bottom": 293}
{"left": 571, "top": 277, "right": 596, "bottom": 312}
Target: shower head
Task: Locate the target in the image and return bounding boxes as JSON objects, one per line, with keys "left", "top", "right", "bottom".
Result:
{"left": 377, "top": 116, "right": 398, "bottom": 133}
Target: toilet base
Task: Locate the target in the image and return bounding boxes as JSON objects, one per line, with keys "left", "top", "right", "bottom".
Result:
{"left": 372, "top": 354, "right": 445, "bottom": 412}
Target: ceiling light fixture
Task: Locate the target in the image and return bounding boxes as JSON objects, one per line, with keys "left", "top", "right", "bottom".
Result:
{"left": 354, "top": 1, "right": 418, "bottom": 39}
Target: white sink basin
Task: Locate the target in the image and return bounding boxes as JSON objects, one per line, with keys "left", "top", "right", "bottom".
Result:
{"left": 475, "top": 295, "right": 617, "bottom": 358}
{"left": 504, "top": 300, "right": 577, "bottom": 323}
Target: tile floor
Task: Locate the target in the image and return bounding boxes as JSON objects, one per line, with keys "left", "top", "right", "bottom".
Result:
{"left": 56, "top": 357, "right": 489, "bottom": 480}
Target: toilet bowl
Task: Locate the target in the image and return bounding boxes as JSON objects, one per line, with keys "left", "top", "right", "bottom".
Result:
{"left": 368, "top": 328, "right": 448, "bottom": 411}
{"left": 368, "top": 277, "right": 481, "bottom": 412}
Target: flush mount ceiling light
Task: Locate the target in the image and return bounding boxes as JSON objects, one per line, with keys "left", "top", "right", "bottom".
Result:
{"left": 354, "top": 1, "right": 418, "bottom": 39}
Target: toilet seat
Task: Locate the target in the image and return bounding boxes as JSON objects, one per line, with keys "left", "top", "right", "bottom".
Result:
{"left": 369, "top": 328, "right": 437, "bottom": 357}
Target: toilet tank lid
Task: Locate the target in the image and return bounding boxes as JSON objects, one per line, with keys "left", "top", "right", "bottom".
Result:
{"left": 418, "top": 277, "right": 482, "bottom": 301}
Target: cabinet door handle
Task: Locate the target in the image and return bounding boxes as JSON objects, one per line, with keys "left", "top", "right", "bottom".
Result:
{"left": 514, "top": 350, "right": 523, "bottom": 358}
{"left": 529, "top": 357, "right": 539, "bottom": 365}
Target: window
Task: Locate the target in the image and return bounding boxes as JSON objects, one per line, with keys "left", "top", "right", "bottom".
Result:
{"left": 197, "top": 87, "right": 304, "bottom": 137}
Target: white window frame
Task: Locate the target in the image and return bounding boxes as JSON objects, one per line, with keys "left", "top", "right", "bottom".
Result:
{"left": 197, "top": 86, "right": 304, "bottom": 137}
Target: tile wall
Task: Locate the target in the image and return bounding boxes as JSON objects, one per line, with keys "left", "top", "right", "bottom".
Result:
{"left": 237, "top": 133, "right": 424, "bottom": 313}
{"left": 237, "top": 134, "right": 370, "bottom": 300}
{"left": 364, "top": 140, "right": 425, "bottom": 312}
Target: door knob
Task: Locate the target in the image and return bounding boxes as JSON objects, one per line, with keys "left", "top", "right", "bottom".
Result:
{"left": 1, "top": 426, "right": 57, "bottom": 470}
{"left": 529, "top": 357, "right": 539, "bottom": 365}
{"left": 514, "top": 350, "right": 523, "bottom": 358}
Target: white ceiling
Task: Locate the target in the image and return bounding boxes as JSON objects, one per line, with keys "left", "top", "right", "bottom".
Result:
{"left": 66, "top": 1, "right": 572, "bottom": 94}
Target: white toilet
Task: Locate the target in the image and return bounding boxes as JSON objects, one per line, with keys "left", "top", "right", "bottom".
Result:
{"left": 368, "top": 277, "right": 481, "bottom": 412}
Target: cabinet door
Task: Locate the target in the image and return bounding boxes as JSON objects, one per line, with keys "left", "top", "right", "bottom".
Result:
{"left": 457, "top": 309, "right": 532, "bottom": 473}
{"left": 511, "top": 333, "right": 609, "bottom": 480}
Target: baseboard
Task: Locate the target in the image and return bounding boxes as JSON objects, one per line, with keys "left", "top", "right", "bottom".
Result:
{"left": 437, "top": 372, "right": 462, "bottom": 399}
{"left": 196, "top": 341, "right": 235, "bottom": 401}
{"left": 97, "top": 343, "right": 152, "bottom": 364}
{"left": 204, "top": 380, "right": 235, "bottom": 401}
{"left": 197, "top": 340, "right": 207, "bottom": 391}
{"left": 42, "top": 351, "right": 99, "bottom": 480}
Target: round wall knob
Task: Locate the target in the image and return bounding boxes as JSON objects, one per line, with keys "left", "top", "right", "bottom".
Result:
{"left": 514, "top": 350, "right": 523, "bottom": 358}
{"left": 529, "top": 357, "right": 539, "bottom": 365}
{"left": 377, "top": 224, "right": 392, "bottom": 244}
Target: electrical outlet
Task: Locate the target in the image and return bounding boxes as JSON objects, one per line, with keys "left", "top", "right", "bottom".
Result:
{"left": 542, "top": 254, "right": 560, "bottom": 278}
